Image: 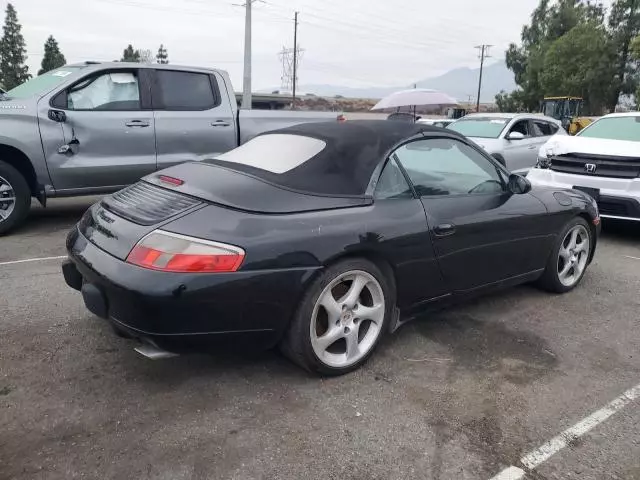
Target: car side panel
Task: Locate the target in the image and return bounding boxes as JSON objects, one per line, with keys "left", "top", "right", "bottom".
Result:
{"left": 162, "top": 199, "right": 448, "bottom": 310}
{"left": 421, "top": 192, "right": 553, "bottom": 292}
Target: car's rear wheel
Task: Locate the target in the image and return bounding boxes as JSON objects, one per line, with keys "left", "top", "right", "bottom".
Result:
{"left": 537, "top": 217, "right": 592, "bottom": 293}
{"left": 0, "top": 161, "right": 31, "bottom": 235}
{"left": 280, "top": 258, "right": 393, "bottom": 376}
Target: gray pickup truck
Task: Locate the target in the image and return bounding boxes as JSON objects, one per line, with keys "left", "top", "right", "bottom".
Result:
{"left": 0, "top": 62, "right": 341, "bottom": 234}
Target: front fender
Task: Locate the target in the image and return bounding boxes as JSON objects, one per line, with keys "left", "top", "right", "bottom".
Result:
{"left": 0, "top": 113, "right": 52, "bottom": 188}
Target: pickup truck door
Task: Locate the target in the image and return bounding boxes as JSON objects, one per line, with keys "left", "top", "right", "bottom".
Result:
{"left": 151, "top": 69, "right": 237, "bottom": 170}
{"left": 38, "top": 68, "right": 157, "bottom": 192}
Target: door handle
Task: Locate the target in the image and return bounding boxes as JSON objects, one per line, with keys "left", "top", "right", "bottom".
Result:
{"left": 125, "top": 120, "right": 150, "bottom": 127}
{"left": 434, "top": 223, "right": 456, "bottom": 237}
{"left": 211, "top": 120, "right": 231, "bottom": 127}
{"left": 527, "top": 145, "right": 537, "bottom": 149}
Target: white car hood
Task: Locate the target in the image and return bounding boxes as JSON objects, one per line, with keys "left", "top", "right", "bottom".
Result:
{"left": 467, "top": 137, "right": 502, "bottom": 153}
{"left": 539, "top": 135, "right": 639, "bottom": 158}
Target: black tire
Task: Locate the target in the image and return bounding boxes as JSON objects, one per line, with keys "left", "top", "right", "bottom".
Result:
{"left": 537, "top": 216, "right": 592, "bottom": 293}
{"left": 0, "top": 160, "right": 31, "bottom": 235}
{"left": 280, "top": 258, "right": 395, "bottom": 376}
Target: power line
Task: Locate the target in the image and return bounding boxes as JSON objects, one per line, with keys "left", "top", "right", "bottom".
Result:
{"left": 264, "top": 0, "right": 469, "bottom": 50}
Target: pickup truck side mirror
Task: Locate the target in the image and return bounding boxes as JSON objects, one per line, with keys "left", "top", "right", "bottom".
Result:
{"left": 506, "top": 131, "right": 525, "bottom": 141}
{"left": 48, "top": 109, "right": 67, "bottom": 123}
{"left": 508, "top": 173, "right": 532, "bottom": 194}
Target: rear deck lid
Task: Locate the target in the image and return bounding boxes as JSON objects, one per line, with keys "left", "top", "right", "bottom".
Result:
{"left": 142, "top": 162, "right": 371, "bottom": 214}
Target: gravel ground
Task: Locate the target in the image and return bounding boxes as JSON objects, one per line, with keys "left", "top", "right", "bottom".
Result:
{"left": 1, "top": 198, "right": 639, "bottom": 480}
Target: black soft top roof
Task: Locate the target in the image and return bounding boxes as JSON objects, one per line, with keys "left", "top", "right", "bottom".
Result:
{"left": 206, "top": 120, "right": 449, "bottom": 197}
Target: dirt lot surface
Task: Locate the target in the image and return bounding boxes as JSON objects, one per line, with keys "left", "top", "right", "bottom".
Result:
{"left": 1, "top": 198, "right": 639, "bottom": 480}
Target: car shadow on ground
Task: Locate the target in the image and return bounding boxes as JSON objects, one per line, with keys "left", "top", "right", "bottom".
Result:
{"left": 600, "top": 218, "right": 640, "bottom": 240}
{"left": 77, "top": 283, "right": 552, "bottom": 390}
{"left": 12, "top": 197, "right": 101, "bottom": 236}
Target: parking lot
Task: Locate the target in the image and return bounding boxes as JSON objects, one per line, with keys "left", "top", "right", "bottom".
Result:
{"left": 1, "top": 197, "right": 639, "bottom": 480}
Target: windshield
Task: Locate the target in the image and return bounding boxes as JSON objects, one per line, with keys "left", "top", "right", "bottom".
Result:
{"left": 447, "top": 117, "right": 509, "bottom": 138}
{"left": 4, "top": 66, "right": 84, "bottom": 99}
{"left": 578, "top": 116, "right": 640, "bottom": 142}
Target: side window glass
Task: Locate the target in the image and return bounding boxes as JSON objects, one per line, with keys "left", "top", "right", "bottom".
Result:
{"left": 509, "top": 120, "right": 531, "bottom": 138}
{"left": 67, "top": 71, "right": 140, "bottom": 110}
{"left": 394, "top": 138, "right": 505, "bottom": 197}
{"left": 547, "top": 122, "right": 560, "bottom": 134}
{"left": 533, "top": 120, "right": 553, "bottom": 136}
{"left": 156, "top": 71, "right": 217, "bottom": 110}
{"left": 374, "top": 159, "right": 413, "bottom": 199}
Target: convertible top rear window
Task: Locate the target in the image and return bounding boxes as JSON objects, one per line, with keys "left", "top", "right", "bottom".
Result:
{"left": 215, "top": 134, "right": 326, "bottom": 173}
{"left": 205, "top": 121, "right": 455, "bottom": 197}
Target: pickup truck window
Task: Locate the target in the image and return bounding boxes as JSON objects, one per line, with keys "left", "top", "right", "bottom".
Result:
{"left": 155, "top": 70, "right": 218, "bottom": 110}
{"left": 64, "top": 71, "right": 141, "bottom": 111}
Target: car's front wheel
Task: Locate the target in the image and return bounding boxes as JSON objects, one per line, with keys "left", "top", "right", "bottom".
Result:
{"left": 281, "top": 258, "right": 393, "bottom": 376}
{"left": 538, "top": 217, "right": 592, "bottom": 293}
{"left": 0, "top": 160, "right": 31, "bottom": 235}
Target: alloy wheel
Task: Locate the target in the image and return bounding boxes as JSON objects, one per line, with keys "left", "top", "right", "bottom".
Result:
{"left": 0, "top": 175, "right": 16, "bottom": 224}
{"left": 310, "top": 270, "right": 385, "bottom": 368}
{"left": 557, "top": 224, "right": 590, "bottom": 287}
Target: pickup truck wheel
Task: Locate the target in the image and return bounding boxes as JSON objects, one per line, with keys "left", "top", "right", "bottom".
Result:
{"left": 0, "top": 161, "right": 31, "bottom": 235}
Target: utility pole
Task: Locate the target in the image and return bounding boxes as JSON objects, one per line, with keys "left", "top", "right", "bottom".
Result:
{"left": 475, "top": 44, "right": 492, "bottom": 113}
{"left": 292, "top": 11, "right": 299, "bottom": 110}
{"left": 237, "top": 0, "right": 259, "bottom": 109}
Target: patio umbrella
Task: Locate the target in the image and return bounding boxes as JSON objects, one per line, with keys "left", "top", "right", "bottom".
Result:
{"left": 371, "top": 88, "right": 458, "bottom": 110}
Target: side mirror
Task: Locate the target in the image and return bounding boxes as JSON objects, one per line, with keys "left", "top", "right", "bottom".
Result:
{"left": 506, "top": 131, "right": 525, "bottom": 141}
{"left": 48, "top": 109, "right": 67, "bottom": 123}
{"left": 508, "top": 173, "right": 532, "bottom": 195}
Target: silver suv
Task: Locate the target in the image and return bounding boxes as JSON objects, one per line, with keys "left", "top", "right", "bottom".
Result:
{"left": 448, "top": 113, "right": 566, "bottom": 174}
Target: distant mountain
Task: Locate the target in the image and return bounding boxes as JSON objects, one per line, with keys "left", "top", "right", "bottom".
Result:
{"left": 287, "top": 61, "right": 516, "bottom": 103}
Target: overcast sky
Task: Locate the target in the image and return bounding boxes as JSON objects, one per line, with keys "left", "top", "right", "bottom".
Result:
{"left": 8, "top": 0, "right": 610, "bottom": 90}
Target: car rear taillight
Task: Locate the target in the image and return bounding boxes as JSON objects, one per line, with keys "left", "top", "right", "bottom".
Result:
{"left": 337, "top": 114, "right": 347, "bottom": 123}
{"left": 126, "top": 230, "right": 245, "bottom": 273}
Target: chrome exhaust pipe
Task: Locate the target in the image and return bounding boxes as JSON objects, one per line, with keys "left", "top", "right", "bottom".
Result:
{"left": 134, "top": 343, "right": 179, "bottom": 360}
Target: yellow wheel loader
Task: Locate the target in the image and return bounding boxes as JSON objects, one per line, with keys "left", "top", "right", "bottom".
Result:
{"left": 540, "top": 96, "right": 593, "bottom": 135}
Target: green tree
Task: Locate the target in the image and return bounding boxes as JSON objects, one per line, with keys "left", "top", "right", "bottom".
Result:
{"left": 506, "top": 0, "right": 606, "bottom": 110}
{"left": 632, "top": 34, "right": 640, "bottom": 57}
{"left": 38, "top": 35, "right": 66, "bottom": 75}
{"left": 495, "top": 90, "right": 526, "bottom": 112}
{"left": 120, "top": 44, "right": 140, "bottom": 62}
{"left": 540, "top": 23, "right": 614, "bottom": 114}
{"left": 0, "top": 3, "right": 30, "bottom": 90}
{"left": 631, "top": 35, "right": 640, "bottom": 107}
{"left": 606, "top": 0, "right": 640, "bottom": 109}
{"left": 156, "top": 44, "right": 169, "bottom": 64}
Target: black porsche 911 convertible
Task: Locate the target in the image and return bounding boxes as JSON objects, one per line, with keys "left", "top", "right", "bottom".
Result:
{"left": 63, "top": 121, "right": 600, "bottom": 375}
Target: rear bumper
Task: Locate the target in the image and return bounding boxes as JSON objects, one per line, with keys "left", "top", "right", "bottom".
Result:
{"left": 63, "top": 228, "right": 319, "bottom": 353}
{"left": 528, "top": 169, "right": 640, "bottom": 221}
